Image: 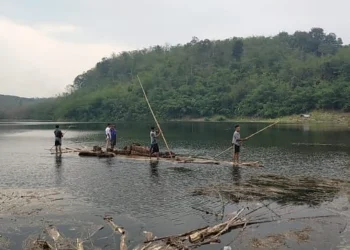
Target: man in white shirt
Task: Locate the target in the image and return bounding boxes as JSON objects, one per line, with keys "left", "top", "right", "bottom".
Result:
{"left": 105, "top": 123, "right": 111, "bottom": 151}
{"left": 149, "top": 126, "right": 160, "bottom": 160}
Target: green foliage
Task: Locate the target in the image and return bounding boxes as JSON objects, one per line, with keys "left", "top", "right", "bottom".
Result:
{"left": 0, "top": 95, "right": 48, "bottom": 120}
{"left": 8, "top": 27, "right": 350, "bottom": 121}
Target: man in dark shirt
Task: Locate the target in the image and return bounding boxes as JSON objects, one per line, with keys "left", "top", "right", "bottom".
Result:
{"left": 54, "top": 125, "right": 63, "bottom": 154}
{"left": 232, "top": 125, "right": 246, "bottom": 163}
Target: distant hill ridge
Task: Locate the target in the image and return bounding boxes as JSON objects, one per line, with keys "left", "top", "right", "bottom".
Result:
{"left": 2, "top": 27, "right": 350, "bottom": 121}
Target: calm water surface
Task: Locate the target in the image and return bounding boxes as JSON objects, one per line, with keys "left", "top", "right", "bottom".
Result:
{"left": 0, "top": 122, "right": 349, "bottom": 249}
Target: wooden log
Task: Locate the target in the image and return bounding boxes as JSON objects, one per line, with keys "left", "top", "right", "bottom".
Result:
{"left": 232, "top": 161, "right": 264, "bottom": 168}
{"left": 98, "top": 152, "right": 115, "bottom": 158}
{"left": 188, "top": 208, "right": 245, "bottom": 243}
{"left": 93, "top": 146, "right": 102, "bottom": 152}
{"left": 79, "top": 151, "right": 99, "bottom": 157}
{"left": 104, "top": 216, "right": 127, "bottom": 250}
{"left": 131, "top": 145, "right": 150, "bottom": 154}
{"left": 78, "top": 151, "right": 115, "bottom": 158}
{"left": 114, "top": 149, "right": 131, "bottom": 155}
{"left": 131, "top": 150, "right": 149, "bottom": 157}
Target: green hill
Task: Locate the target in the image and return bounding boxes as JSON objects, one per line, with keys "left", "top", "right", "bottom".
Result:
{"left": 11, "top": 27, "right": 350, "bottom": 121}
{"left": 0, "top": 95, "right": 47, "bottom": 120}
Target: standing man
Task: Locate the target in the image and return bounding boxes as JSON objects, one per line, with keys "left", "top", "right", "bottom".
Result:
{"left": 232, "top": 125, "right": 246, "bottom": 163}
{"left": 105, "top": 123, "right": 111, "bottom": 151}
{"left": 54, "top": 125, "right": 63, "bottom": 155}
{"left": 150, "top": 126, "right": 160, "bottom": 160}
{"left": 110, "top": 125, "right": 117, "bottom": 150}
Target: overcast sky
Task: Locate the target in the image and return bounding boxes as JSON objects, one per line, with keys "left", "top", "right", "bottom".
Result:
{"left": 1, "top": 0, "right": 349, "bottom": 98}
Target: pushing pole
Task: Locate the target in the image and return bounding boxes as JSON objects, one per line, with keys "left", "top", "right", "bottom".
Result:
{"left": 213, "top": 121, "right": 279, "bottom": 159}
{"left": 137, "top": 75, "right": 173, "bottom": 158}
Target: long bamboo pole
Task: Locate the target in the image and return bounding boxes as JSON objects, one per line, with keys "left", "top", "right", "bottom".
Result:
{"left": 213, "top": 121, "right": 279, "bottom": 159}
{"left": 137, "top": 75, "right": 173, "bottom": 158}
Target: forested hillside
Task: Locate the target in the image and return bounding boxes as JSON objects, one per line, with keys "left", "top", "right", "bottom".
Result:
{"left": 0, "top": 95, "right": 46, "bottom": 119}
{"left": 8, "top": 27, "right": 350, "bottom": 121}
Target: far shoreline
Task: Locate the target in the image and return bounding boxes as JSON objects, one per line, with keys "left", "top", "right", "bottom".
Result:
{"left": 1, "top": 111, "right": 349, "bottom": 127}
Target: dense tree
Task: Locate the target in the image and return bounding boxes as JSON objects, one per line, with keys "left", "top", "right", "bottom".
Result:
{"left": 4, "top": 27, "right": 350, "bottom": 121}
{"left": 232, "top": 39, "right": 244, "bottom": 61}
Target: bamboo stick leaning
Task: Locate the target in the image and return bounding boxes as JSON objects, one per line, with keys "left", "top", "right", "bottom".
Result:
{"left": 137, "top": 75, "right": 173, "bottom": 159}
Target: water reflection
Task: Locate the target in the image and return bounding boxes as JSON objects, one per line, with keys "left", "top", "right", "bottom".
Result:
{"left": 231, "top": 166, "right": 241, "bottom": 185}
{"left": 149, "top": 160, "right": 159, "bottom": 179}
{"left": 55, "top": 155, "right": 63, "bottom": 185}
{"left": 55, "top": 154, "right": 62, "bottom": 167}
{"left": 105, "top": 158, "right": 113, "bottom": 167}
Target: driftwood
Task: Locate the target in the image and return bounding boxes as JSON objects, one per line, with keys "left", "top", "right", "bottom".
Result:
{"left": 25, "top": 203, "right": 340, "bottom": 250}
{"left": 193, "top": 174, "right": 350, "bottom": 206}
{"left": 104, "top": 216, "right": 127, "bottom": 250}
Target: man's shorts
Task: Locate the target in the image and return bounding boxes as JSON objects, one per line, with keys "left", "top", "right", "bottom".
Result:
{"left": 150, "top": 143, "right": 159, "bottom": 153}
{"left": 55, "top": 139, "right": 62, "bottom": 146}
{"left": 234, "top": 144, "right": 240, "bottom": 153}
{"left": 111, "top": 139, "right": 116, "bottom": 146}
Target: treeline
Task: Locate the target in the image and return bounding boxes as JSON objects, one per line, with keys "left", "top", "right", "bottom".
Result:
{"left": 8, "top": 27, "right": 350, "bottom": 121}
{"left": 0, "top": 95, "right": 47, "bottom": 120}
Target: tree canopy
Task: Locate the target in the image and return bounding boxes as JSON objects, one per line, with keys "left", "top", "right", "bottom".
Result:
{"left": 6, "top": 27, "right": 350, "bottom": 121}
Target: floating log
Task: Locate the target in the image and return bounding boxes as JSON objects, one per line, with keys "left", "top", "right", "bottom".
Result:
{"left": 233, "top": 161, "right": 264, "bottom": 168}
{"left": 78, "top": 151, "right": 115, "bottom": 158}
{"left": 93, "top": 146, "right": 102, "bottom": 151}
{"left": 292, "top": 143, "right": 346, "bottom": 147}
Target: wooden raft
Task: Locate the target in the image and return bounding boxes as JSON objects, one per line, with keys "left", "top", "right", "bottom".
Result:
{"left": 51, "top": 144, "right": 264, "bottom": 167}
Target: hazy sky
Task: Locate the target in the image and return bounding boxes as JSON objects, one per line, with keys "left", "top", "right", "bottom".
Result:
{"left": 1, "top": 0, "right": 349, "bottom": 98}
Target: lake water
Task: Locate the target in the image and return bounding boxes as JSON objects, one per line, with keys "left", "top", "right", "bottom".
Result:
{"left": 0, "top": 122, "right": 350, "bottom": 249}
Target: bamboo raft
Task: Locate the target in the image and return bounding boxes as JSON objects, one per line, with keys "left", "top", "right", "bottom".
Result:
{"left": 50, "top": 144, "right": 264, "bottom": 168}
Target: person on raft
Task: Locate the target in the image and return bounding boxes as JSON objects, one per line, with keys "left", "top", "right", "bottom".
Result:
{"left": 105, "top": 123, "right": 111, "bottom": 150}
{"left": 150, "top": 126, "right": 160, "bottom": 160}
{"left": 110, "top": 125, "right": 117, "bottom": 150}
{"left": 232, "top": 125, "right": 247, "bottom": 163}
{"left": 54, "top": 125, "right": 63, "bottom": 155}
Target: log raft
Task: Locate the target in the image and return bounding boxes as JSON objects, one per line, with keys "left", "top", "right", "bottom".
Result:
{"left": 52, "top": 144, "right": 264, "bottom": 167}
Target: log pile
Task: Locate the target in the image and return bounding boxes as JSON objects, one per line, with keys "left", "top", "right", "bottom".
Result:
{"left": 111, "top": 143, "right": 176, "bottom": 158}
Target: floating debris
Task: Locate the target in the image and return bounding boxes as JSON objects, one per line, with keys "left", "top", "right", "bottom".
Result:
{"left": 192, "top": 174, "right": 350, "bottom": 206}
{"left": 251, "top": 227, "right": 312, "bottom": 249}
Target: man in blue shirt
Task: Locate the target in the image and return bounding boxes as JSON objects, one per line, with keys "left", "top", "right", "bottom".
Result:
{"left": 110, "top": 125, "right": 117, "bottom": 150}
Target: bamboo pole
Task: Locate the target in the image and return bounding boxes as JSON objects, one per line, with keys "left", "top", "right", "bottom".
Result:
{"left": 213, "top": 121, "right": 279, "bottom": 159}
{"left": 244, "top": 120, "right": 279, "bottom": 140}
{"left": 137, "top": 75, "right": 173, "bottom": 158}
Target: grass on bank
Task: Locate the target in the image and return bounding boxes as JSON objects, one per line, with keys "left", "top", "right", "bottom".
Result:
{"left": 172, "top": 111, "right": 350, "bottom": 126}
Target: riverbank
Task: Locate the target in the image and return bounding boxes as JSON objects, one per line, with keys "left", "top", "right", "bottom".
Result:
{"left": 172, "top": 111, "right": 350, "bottom": 126}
